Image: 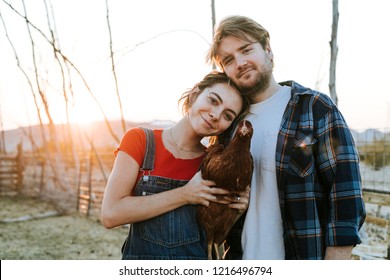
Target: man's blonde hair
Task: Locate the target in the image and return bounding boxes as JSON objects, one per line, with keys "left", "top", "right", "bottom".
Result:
{"left": 207, "top": 15, "right": 270, "bottom": 69}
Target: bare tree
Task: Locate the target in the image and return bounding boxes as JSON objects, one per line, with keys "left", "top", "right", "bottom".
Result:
{"left": 0, "top": 8, "right": 49, "bottom": 151}
{"left": 105, "top": 0, "right": 126, "bottom": 134}
{"left": 21, "top": 0, "right": 72, "bottom": 191}
{"left": 211, "top": 0, "right": 216, "bottom": 70}
{"left": 0, "top": 105, "right": 6, "bottom": 154}
{"left": 329, "top": 0, "right": 339, "bottom": 106}
{"left": 1, "top": 0, "right": 120, "bottom": 144}
{"left": 1, "top": 0, "right": 124, "bottom": 195}
{"left": 42, "top": 0, "right": 83, "bottom": 189}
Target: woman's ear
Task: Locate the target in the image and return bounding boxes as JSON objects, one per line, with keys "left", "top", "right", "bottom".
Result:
{"left": 188, "top": 86, "right": 201, "bottom": 107}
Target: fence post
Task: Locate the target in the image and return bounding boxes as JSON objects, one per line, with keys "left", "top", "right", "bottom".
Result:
{"left": 39, "top": 158, "right": 45, "bottom": 198}
{"left": 86, "top": 147, "right": 93, "bottom": 216}
{"left": 16, "top": 143, "right": 23, "bottom": 192}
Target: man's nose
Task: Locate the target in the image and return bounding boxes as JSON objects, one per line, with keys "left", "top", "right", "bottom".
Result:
{"left": 237, "top": 56, "right": 248, "bottom": 68}
{"left": 235, "top": 54, "right": 248, "bottom": 66}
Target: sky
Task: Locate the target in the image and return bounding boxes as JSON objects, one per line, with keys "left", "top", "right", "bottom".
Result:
{"left": 0, "top": 0, "right": 390, "bottom": 132}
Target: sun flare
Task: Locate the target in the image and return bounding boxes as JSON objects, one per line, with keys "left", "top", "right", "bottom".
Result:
{"left": 69, "top": 106, "right": 101, "bottom": 128}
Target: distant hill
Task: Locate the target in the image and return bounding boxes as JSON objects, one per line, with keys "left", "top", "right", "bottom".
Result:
{"left": 1, "top": 121, "right": 388, "bottom": 153}
{"left": 1, "top": 120, "right": 175, "bottom": 153}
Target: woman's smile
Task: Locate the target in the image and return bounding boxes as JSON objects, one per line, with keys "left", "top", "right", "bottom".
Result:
{"left": 200, "top": 114, "right": 216, "bottom": 130}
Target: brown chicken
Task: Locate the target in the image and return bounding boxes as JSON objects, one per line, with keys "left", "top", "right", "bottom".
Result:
{"left": 197, "top": 119, "right": 254, "bottom": 259}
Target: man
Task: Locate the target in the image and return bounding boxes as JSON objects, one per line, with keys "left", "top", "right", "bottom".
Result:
{"left": 207, "top": 15, "right": 366, "bottom": 260}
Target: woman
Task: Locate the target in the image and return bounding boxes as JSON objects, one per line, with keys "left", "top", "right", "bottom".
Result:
{"left": 100, "top": 71, "right": 250, "bottom": 260}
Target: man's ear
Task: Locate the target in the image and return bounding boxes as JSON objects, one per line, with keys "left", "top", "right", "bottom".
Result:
{"left": 266, "top": 47, "right": 274, "bottom": 62}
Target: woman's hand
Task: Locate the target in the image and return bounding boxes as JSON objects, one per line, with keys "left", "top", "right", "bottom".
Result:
{"left": 181, "top": 171, "right": 230, "bottom": 207}
{"left": 228, "top": 185, "right": 250, "bottom": 214}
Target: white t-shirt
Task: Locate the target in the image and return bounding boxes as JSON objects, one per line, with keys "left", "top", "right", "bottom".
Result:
{"left": 242, "top": 85, "right": 291, "bottom": 260}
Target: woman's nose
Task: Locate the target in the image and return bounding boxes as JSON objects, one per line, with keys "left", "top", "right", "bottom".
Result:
{"left": 209, "top": 109, "right": 221, "bottom": 121}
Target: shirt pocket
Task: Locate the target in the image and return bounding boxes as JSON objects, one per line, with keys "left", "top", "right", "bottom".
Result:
{"left": 289, "top": 131, "right": 317, "bottom": 178}
{"left": 260, "top": 130, "right": 279, "bottom": 172}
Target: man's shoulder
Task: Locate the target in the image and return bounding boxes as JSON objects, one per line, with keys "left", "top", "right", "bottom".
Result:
{"left": 280, "top": 80, "right": 335, "bottom": 107}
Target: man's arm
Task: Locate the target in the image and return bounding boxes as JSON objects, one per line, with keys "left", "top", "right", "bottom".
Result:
{"left": 324, "top": 246, "right": 353, "bottom": 260}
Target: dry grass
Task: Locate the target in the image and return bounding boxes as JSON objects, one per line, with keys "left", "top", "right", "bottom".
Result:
{"left": 0, "top": 195, "right": 128, "bottom": 260}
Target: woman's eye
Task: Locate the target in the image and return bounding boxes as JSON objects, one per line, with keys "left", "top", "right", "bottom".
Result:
{"left": 224, "top": 113, "right": 233, "bottom": 122}
{"left": 208, "top": 96, "right": 218, "bottom": 105}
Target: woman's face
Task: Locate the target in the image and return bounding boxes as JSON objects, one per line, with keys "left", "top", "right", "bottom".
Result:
{"left": 188, "top": 83, "right": 243, "bottom": 136}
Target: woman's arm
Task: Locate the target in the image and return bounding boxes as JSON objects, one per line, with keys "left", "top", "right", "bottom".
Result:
{"left": 100, "top": 151, "right": 228, "bottom": 228}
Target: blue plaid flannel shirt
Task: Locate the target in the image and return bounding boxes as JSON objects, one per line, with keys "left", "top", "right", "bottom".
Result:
{"left": 275, "top": 81, "right": 366, "bottom": 259}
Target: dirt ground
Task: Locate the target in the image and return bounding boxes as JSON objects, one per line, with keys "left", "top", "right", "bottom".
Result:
{"left": 1, "top": 195, "right": 388, "bottom": 260}
{"left": 0, "top": 195, "right": 128, "bottom": 260}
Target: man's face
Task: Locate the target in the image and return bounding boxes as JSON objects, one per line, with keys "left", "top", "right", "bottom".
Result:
{"left": 217, "top": 35, "right": 274, "bottom": 95}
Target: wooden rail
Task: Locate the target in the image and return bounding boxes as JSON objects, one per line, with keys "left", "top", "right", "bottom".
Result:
{"left": 0, "top": 144, "right": 23, "bottom": 195}
{"left": 363, "top": 189, "right": 390, "bottom": 206}
{"left": 352, "top": 190, "right": 390, "bottom": 259}
{"left": 76, "top": 148, "right": 107, "bottom": 216}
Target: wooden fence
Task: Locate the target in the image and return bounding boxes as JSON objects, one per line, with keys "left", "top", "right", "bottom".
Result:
{"left": 76, "top": 148, "right": 106, "bottom": 216}
{"left": 0, "top": 144, "right": 23, "bottom": 195}
{"left": 352, "top": 190, "right": 390, "bottom": 259}
{"left": 0, "top": 147, "right": 112, "bottom": 216}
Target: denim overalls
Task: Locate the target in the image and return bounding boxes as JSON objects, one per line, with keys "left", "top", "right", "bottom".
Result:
{"left": 121, "top": 128, "right": 207, "bottom": 260}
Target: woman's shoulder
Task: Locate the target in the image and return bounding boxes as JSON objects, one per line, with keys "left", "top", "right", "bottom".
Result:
{"left": 115, "top": 127, "right": 149, "bottom": 164}
{"left": 120, "top": 127, "right": 164, "bottom": 150}
{"left": 119, "top": 127, "right": 142, "bottom": 146}
{"left": 121, "top": 127, "right": 163, "bottom": 141}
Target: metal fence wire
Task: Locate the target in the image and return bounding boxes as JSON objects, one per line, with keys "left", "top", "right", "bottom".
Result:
{"left": 353, "top": 128, "right": 390, "bottom": 193}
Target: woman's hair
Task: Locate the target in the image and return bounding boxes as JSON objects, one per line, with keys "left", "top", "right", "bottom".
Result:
{"left": 179, "top": 71, "right": 232, "bottom": 114}
{"left": 206, "top": 15, "right": 270, "bottom": 69}
{"left": 179, "top": 71, "right": 250, "bottom": 146}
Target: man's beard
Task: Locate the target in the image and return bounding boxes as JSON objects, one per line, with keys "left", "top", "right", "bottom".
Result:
{"left": 238, "top": 62, "right": 273, "bottom": 100}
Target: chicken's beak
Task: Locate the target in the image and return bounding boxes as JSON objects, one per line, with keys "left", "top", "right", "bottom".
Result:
{"left": 240, "top": 126, "right": 249, "bottom": 136}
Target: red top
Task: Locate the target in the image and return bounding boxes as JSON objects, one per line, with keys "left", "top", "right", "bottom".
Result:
{"left": 115, "top": 128, "right": 205, "bottom": 180}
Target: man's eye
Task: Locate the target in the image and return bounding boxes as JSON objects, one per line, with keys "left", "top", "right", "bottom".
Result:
{"left": 243, "top": 47, "right": 252, "bottom": 54}
{"left": 222, "top": 58, "right": 232, "bottom": 66}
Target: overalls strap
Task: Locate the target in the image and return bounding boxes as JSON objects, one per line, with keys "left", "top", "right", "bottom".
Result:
{"left": 140, "top": 127, "right": 155, "bottom": 181}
